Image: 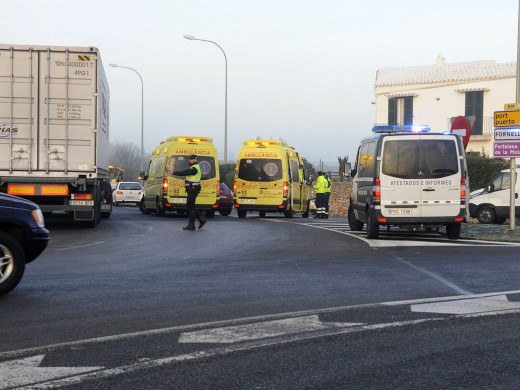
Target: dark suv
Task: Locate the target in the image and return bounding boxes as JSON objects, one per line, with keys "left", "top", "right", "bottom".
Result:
{"left": 0, "top": 193, "right": 50, "bottom": 296}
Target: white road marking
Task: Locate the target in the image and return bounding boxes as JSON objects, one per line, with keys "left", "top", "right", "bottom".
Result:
{"left": 178, "top": 315, "right": 363, "bottom": 343}
{"left": 7, "top": 306, "right": 520, "bottom": 389}
{"left": 411, "top": 295, "right": 520, "bottom": 314}
{"left": 392, "top": 255, "right": 473, "bottom": 295}
{"left": 0, "top": 355, "right": 102, "bottom": 389}
{"left": 54, "top": 241, "right": 105, "bottom": 251}
{"left": 4, "top": 289, "right": 520, "bottom": 362}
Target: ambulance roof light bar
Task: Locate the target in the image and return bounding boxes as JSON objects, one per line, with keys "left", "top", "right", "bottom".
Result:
{"left": 372, "top": 125, "right": 431, "bottom": 133}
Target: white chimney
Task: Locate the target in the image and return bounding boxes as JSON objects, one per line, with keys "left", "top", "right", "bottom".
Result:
{"left": 436, "top": 54, "right": 446, "bottom": 65}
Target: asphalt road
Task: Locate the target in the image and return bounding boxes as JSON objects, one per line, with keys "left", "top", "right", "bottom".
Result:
{"left": 1, "top": 206, "right": 520, "bottom": 389}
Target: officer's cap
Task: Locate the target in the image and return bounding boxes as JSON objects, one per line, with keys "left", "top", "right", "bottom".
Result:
{"left": 188, "top": 154, "right": 197, "bottom": 160}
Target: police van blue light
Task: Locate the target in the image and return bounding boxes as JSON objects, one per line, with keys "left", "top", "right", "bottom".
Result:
{"left": 372, "top": 125, "right": 431, "bottom": 133}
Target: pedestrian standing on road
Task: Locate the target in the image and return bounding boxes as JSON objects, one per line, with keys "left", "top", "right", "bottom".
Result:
{"left": 172, "top": 154, "right": 207, "bottom": 231}
{"left": 313, "top": 171, "right": 328, "bottom": 219}
{"left": 324, "top": 173, "right": 332, "bottom": 219}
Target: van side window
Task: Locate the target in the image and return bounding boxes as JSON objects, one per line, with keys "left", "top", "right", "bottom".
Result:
{"left": 289, "top": 159, "right": 299, "bottom": 182}
{"left": 358, "top": 141, "right": 376, "bottom": 177}
{"left": 491, "top": 172, "right": 517, "bottom": 191}
{"left": 149, "top": 157, "right": 163, "bottom": 179}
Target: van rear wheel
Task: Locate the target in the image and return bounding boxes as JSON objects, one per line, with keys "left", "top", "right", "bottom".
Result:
{"left": 140, "top": 199, "right": 152, "bottom": 214}
{"left": 348, "top": 205, "right": 364, "bottom": 231}
{"left": 155, "top": 200, "right": 166, "bottom": 217}
{"left": 477, "top": 207, "right": 496, "bottom": 224}
{"left": 446, "top": 223, "right": 461, "bottom": 240}
{"left": 237, "top": 209, "right": 247, "bottom": 218}
{"left": 366, "top": 209, "right": 379, "bottom": 239}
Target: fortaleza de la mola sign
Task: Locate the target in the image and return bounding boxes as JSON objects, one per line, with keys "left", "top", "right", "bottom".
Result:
{"left": 494, "top": 141, "right": 520, "bottom": 157}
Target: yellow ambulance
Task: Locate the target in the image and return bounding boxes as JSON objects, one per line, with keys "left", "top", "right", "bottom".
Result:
{"left": 140, "top": 136, "right": 220, "bottom": 217}
{"left": 234, "top": 140, "right": 311, "bottom": 218}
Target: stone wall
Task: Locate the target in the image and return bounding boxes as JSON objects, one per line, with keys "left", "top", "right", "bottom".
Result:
{"left": 329, "top": 182, "right": 352, "bottom": 217}
{"left": 310, "top": 182, "right": 352, "bottom": 217}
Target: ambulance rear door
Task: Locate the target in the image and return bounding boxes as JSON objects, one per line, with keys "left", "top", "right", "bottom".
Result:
{"left": 236, "top": 156, "right": 283, "bottom": 206}
{"left": 287, "top": 153, "right": 301, "bottom": 211}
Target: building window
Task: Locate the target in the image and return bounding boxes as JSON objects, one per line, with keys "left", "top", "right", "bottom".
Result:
{"left": 465, "top": 91, "right": 483, "bottom": 135}
{"left": 388, "top": 96, "right": 413, "bottom": 125}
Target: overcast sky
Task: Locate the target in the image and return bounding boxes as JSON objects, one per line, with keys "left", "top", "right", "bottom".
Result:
{"left": 4, "top": 0, "right": 520, "bottom": 165}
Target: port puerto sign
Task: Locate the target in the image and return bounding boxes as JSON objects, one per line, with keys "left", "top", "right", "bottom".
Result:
{"left": 494, "top": 110, "right": 520, "bottom": 127}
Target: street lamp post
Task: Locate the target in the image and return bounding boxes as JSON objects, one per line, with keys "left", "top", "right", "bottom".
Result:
{"left": 184, "top": 35, "right": 228, "bottom": 164}
{"left": 109, "top": 63, "right": 145, "bottom": 180}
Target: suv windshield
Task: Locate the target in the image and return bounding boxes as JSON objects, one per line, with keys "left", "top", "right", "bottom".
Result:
{"left": 168, "top": 155, "right": 217, "bottom": 180}
{"left": 382, "top": 139, "right": 458, "bottom": 179}
{"left": 238, "top": 158, "right": 283, "bottom": 182}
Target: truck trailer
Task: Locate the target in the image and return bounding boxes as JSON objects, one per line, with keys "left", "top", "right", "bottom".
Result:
{"left": 0, "top": 44, "right": 112, "bottom": 227}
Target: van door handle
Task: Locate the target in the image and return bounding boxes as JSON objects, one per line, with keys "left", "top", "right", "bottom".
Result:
{"left": 422, "top": 188, "right": 435, "bottom": 192}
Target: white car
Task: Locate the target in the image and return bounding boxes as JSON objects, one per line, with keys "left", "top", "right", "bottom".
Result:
{"left": 112, "top": 182, "right": 143, "bottom": 206}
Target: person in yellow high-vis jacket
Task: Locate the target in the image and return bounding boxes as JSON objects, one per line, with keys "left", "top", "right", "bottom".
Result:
{"left": 313, "top": 171, "right": 328, "bottom": 219}
{"left": 173, "top": 154, "right": 207, "bottom": 231}
{"left": 324, "top": 173, "right": 332, "bottom": 219}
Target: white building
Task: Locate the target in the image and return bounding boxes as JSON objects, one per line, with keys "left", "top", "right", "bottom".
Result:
{"left": 374, "top": 55, "right": 516, "bottom": 156}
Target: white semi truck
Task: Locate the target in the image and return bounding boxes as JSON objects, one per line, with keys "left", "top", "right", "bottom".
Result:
{"left": 0, "top": 44, "right": 112, "bottom": 227}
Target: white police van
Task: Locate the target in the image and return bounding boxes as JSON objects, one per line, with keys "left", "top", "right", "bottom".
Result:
{"left": 348, "top": 125, "right": 469, "bottom": 239}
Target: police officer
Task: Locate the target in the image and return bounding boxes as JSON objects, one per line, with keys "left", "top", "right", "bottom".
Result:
{"left": 172, "top": 154, "right": 206, "bottom": 231}
{"left": 324, "top": 173, "right": 332, "bottom": 219}
{"left": 313, "top": 171, "right": 328, "bottom": 219}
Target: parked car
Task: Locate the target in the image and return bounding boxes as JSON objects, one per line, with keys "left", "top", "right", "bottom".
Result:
{"left": 218, "top": 182, "right": 234, "bottom": 216}
{"left": 0, "top": 193, "right": 50, "bottom": 296}
{"left": 112, "top": 182, "right": 143, "bottom": 206}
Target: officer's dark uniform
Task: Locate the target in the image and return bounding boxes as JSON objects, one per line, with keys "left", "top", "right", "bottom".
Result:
{"left": 173, "top": 154, "right": 207, "bottom": 231}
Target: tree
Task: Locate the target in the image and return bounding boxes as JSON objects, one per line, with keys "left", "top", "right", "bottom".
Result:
{"left": 302, "top": 157, "right": 316, "bottom": 179}
{"left": 109, "top": 141, "right": 143, "bottom": 181}
{"left": 337, "top": 156, "right": 349, "bottom": 182}
{"left": 466, "top": 153, "right": 509, "bottom": 192}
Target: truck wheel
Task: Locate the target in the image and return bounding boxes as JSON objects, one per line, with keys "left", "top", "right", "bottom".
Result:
{"left": 446, "top": 223, "right": 461, "bottom": 240}
{"left": 259, "top": 211, "right": 266, "bottom": 218}
{"left": 237, "top": 209, "right": 247, "bottom": 218}
{"left": 139, "top": 199, "right": 152, "bottom": 214}
{"left": 101, "top": 181, "right": 113, "bottom": 218}
{"left": 348, "top": 205, "right": 364, "bottom": 231}
{"left": 205, "top": 210, "right": 215, "bottom": 218}
{"left": 219, "top": 209, "right": 232, "bottom": 216}
{"left": 366, "top": 209, "right": 379, "bottom": 239}
{"left": 0, "top": 231, "right": 26, "bottom": 296}
{"left": 477, "top": 207, "right": 496, "bottom": 224}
